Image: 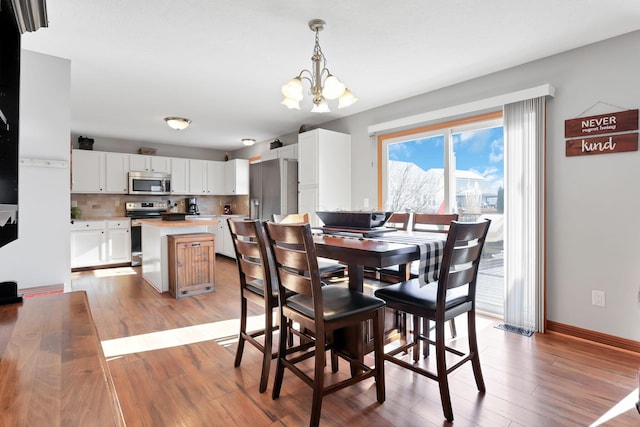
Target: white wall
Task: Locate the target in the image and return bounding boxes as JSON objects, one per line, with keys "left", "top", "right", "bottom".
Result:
{"left": 0, "top": 50, "right": 71, "bottom": 290}
{"left": 314, "top": 30, "right": 640, "bottom": 341}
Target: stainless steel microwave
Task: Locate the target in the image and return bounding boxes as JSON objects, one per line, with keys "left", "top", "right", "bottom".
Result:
{"left": 128, "top": 171, "right": 171, "bottom": 195}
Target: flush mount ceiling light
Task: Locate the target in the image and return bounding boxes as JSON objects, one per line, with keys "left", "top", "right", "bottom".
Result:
{"left": 281, "top": 19, "right": 357, "bottom": 113}
{"left": 242, "top": 138, "right": 256, "bottom": 146}
{"left": 164, "top": 117, "right": 191, "bottom": 130}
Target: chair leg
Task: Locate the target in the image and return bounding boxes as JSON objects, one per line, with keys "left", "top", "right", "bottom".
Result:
{"left": 467, "top": 312, "right": 486, "bottom": 392}
{"left": 449, "top": 318, "right": 457, "bottom": 338}
{"left": 310, "top": 331, "right": 326, "bottom": 427}
{"left": 413, "top": 315, "right": 421, "bottom": 362}
{"left": 258, "top": 305, "right": 274, "bottom": 393}
{"left": 271, "top": 315, "right": 288, "bottom": 400}
{"left": 373, "top": 308, "right": 386, "bottom": 403}
{"left": 435, "top": 320, "right": 454, "bottom": 422}
{"left": 422, "top": 317, "right": 430, "bottom": 358}
{"left": 234, "top": 297, "right": 247, "bottom": 368}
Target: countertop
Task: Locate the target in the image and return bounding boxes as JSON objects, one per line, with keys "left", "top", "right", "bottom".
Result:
{"left": 137, "top": 218, "right": 220, "bottom": 227}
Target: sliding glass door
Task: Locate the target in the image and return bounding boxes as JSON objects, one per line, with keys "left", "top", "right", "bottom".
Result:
{"left": 380, "top": 113, "right": 505, "bottom": 316}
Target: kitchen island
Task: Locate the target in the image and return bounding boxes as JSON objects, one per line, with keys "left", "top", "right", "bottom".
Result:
{"left": 138, "top": 218, "right": 219, "bottom": 293}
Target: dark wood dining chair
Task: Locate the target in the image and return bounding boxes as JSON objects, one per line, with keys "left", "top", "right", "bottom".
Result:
{"left": 227, "top": 218, "right": 279, "bottom": 393}
{"left": 406, "top": 212, "right": 461, "bottom": 340}
{"left": 272, "top": 213, "right": 346, "bottom": 281}
{"left": 264, "top": 221, "right": 386, "bottom": 427}
{"left": 374, "top": 219, "right": 491, "bottom": 422}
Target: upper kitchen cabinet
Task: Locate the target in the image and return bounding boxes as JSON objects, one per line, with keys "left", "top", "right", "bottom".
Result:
{"left": 72, "top": 149, "right": 128, "bottom": 194}
{"left": 170, "top": 157, "right": 189, "bottom": 194}
{"left": 105, "top": 152, "right": 129, "bottom": 193}
{"left": 259, "top": 144, "right": 298, "bottom": 162}
{"left": 188, "top": 159, "right": 225, "bottom": 195}
{"left": 72, "top": 149, "right": 104, "bottom": 193}
{"left": 297, "top": 129, "right": 351, "bottom": 226}
{"left": 207, "top": 161, "right": 226, "bottom": 195}
{"left": 225, "top": 159, "right": 249, "bottom": 195}
{"left": 129, "top": 154, "right": 170, "bottom": 173}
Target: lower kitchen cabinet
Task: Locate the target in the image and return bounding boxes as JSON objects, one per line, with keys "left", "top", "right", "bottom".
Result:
{"left": 167, "top": 233, "right": 216, "bottom": 298}
{"left": 208, "top": 216, "right": 237, "bottom": 259}
{"left": 70, "top": 219, "right": 131, "bottom": 268}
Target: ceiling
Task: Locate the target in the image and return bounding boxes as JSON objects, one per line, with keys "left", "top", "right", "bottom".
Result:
{"left": 21, "top": 0, "right": 640, "bottom": 152}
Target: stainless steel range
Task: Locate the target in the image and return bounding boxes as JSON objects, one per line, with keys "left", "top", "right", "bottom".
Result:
{"left": 125, "top": 201, "right": 167, "bottom": 266}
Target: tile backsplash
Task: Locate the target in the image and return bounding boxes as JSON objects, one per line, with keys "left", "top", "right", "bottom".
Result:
{"left": 71, "top": 194, "right": 249, "bottom": 219}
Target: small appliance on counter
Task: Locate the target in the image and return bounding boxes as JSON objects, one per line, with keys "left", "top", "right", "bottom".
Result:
{"left": 223, "top": 204, "right": 232, "bottom": 215}
{"left": 186, "top": 197, "right": 199, "bottom": 215}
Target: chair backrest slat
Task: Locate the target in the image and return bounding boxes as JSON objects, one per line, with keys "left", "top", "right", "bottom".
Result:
{"left": 412, "top": 213, "right": 459, "bottom": 233}
{"left": 386, "top": 212, "right": 410, "bottom": 231}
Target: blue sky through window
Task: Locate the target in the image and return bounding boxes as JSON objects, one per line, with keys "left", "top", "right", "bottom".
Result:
{"left": 388, "top": 126, "right": 504, "bottom": 193}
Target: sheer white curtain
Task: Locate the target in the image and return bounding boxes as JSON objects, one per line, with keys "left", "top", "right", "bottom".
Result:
{"left": 503, "top": 97, "right": 546, "bottom": 333}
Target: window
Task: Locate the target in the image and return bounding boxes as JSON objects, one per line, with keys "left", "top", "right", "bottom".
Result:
{"left": 379, "top": 111, "right": 505, "bottom": 316}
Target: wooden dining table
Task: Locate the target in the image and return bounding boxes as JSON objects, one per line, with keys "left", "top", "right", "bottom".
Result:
{"left": 311, "top": 230, "right": 447, "bottom": 364}
{"left": 312, "top": 230, "right": 446, "bottom": 291}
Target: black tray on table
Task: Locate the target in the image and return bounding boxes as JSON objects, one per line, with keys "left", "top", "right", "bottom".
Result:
{"left": 315, "top": 211, "right": 393, "bottom": 229}
{"left": 319, "top": 225, "right": 398, "bottom": 238}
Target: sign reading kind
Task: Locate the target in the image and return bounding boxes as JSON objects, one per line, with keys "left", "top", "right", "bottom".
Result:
{"left": 566, "top": 133, "right": 638, "bottom": 157}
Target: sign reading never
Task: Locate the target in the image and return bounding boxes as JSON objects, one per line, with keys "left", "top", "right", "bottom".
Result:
{"left": 564, "top": 109, "right": 638, "bottom": 138}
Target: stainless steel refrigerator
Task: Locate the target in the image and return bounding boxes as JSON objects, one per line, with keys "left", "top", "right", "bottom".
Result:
{"left": 249, "top": 158, "right": 298, "bottom": 221}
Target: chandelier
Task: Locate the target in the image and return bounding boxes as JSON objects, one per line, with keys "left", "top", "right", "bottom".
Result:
{"left": 281, "top": 19, "right": 357, "bottom": 113}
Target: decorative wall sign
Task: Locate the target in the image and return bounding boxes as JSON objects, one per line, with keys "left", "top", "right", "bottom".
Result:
{"left": 564, "top": 109, "right": 638, "bottom": 138}
{"left": 565, "top": 132, "right": 638, "bottom": 157}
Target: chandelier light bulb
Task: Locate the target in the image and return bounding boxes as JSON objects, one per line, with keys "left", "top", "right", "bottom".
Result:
{"left": 338, "top": 88, "right": 358, "bottom": 109}
{"left": 321, "top": 74, "right": 346, "bottom": 100}
{"left": 281, "top": 77, "right": 304, "bottom": 101}
{"left": 281, "top": 97, "right": 301, "bottom": 110}
{"left": 311, "top": 99, "right": 330, "bottom": 113}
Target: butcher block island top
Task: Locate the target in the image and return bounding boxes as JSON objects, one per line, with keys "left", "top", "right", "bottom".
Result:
{"left": 0, "top": 291, "right": 125, "bottom": 426}
{"left": 137, "top": 218, "right": 220, "bottom": 227}
{"left": 140, "top": 219, "right": 218, "bottom": 293}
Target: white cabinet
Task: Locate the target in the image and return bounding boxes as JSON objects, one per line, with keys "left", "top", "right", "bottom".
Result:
{"left": 278, "top": 144, "right": 298, "bottom": 160}
{"left": 129, "top": 154, "right": 170, "bottom": 173}
{"left": 207, "top": 216, "right": 236, "bottom": 259}
{"left": 71, "top": 220, "right": 105, "bottom": 268}
{"left": 105, "top": 152, "right": 129, "bottom": 193}
{"left": 72, "top": 150, "right": 105, "bottom": 193}
{"left": 260, "top": 144, "right": 298, "bottom": 162}
{"left": 170, "top": 157, "right": 189, "bottom": 194}
{"left": 207, "top": 161, "right": 226, "bottom": 195}
{"left": 72, "top": 150, "right": 128, "bottom": 194}
{"left": 188, "top": 159, "right": 207, "bottom": 194}
{"left": 106, "top": 220, "right": 131, "bottom": 264}
{"left": 297, "top": 129, "right": 351, "bottom": 227}
{"left": 225, "top": 159, "right": 249, "bottom": 195}
{"left": 188, "top": 160, "right": 226, "bottom": 195}
{"left": 71, "top": 219, "right": 131, "bottom": 268}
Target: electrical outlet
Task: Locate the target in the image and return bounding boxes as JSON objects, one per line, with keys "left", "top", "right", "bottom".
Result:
{"left": 592, "top": 290, "right": 605, "bottom": 307}
{"left": 71, "top": 200, "right": 78, "bottom": 208}
{"left": 363, "top": 198, "right": 369, "bottom": 208}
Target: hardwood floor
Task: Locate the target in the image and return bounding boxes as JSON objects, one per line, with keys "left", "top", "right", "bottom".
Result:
{"left": 70, "top": 256, "right": 640, "bottom": 426}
